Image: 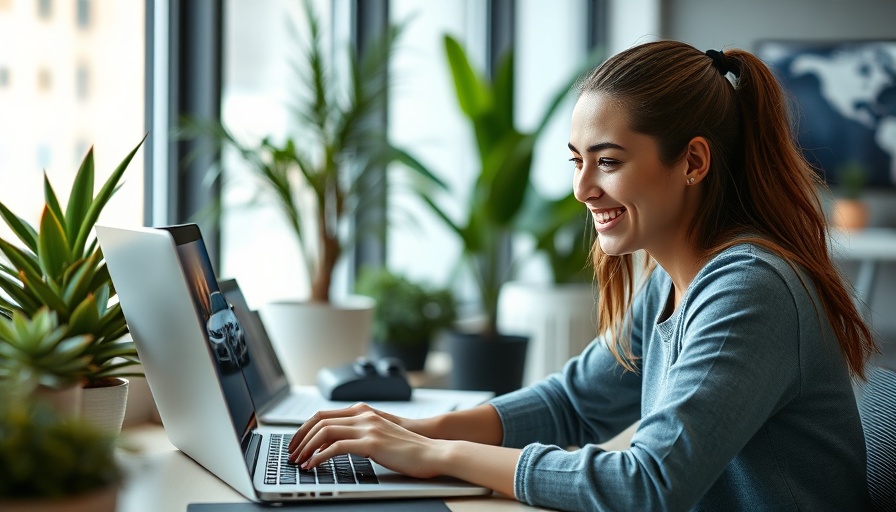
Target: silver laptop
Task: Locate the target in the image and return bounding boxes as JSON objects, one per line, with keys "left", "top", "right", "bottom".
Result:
{"left": 216, "top": 278, "right": 492, "bottom": 425}
{"left": 96, "top": 223, "right": 491, "bottom": 503}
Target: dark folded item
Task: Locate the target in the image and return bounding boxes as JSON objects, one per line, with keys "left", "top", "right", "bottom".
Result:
{"left": 187, "top": 499, "right": 450, "bottom": 511}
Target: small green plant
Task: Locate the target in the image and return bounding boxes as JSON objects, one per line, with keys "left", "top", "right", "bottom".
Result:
{"left": 0, "top": 139, "right": 144, "bottom": 385}
{"left": 0, "top": 386, "right": 121, "bottom": 499}
{"left": 356, "top": 268, "right": 456, "bottom": 348}
{"left": 837, "top": 162, "right": 867, "bottom": 200}
{"left": 0, "top": 308, "right": 93, "bottom": 391}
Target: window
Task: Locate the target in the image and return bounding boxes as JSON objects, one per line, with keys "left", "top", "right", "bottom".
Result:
{"left": 37, "top": 67, "right": 51, "bottom": 91}
{"left": 76, "top": 0, "right": 90, "bottom": 28}
{"left": 76, "top": 63, "right": 89, "bottom": 100}
{"left": 0, "top": 1, "right": 145, "bottom": 247}
{"left": 37, "top": 0, "right": 51, "bottom": 19}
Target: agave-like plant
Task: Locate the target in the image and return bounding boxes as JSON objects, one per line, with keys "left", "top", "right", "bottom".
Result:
{"left": 0, "top": 308, "right": 93, "bottom": 391}
{"left": 0, "top": 138, "right": 145, "bottom": 386}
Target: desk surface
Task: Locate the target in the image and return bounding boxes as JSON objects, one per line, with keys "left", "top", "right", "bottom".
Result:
{"left": 116, "top": 424, "right": 549, "bottom": 512}
{"left": 829, "top": 227, "right": 896, "bottom": 261}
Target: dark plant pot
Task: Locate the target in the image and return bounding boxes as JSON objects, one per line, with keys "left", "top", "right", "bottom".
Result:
{"left": 370, "top": 341, "right": 431, "bottom": 372}
{"left": 447, "top": 332, "right": 529, "bottom": 396}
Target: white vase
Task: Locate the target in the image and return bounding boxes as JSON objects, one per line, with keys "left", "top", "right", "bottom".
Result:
{"left": 259, "top": 296, "right": 375, "bottom": 386}
{"left": 81, "top": 378, "right": 129, "bottom": 435}
{"left": 498, "top": 282, "right": 597, "bottom": 385}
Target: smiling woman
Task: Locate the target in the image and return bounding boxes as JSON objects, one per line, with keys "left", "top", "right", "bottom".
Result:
{"left": 279, "top": 39, "right": 878, "bottom": 512}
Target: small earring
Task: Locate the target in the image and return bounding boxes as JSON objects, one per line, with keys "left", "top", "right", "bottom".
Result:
{"left": 687, "top": 177, "right": 695, "bottom": 185}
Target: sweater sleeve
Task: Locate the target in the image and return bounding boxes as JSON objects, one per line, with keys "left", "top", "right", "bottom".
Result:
{"left": 497, "top": 251, "right": 806, "bottom": 511}
{"left": 490, "top": 270, "right": 651, "bottom": 450}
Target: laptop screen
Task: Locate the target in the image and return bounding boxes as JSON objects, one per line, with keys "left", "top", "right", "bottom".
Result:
{"left": 162, "top": 225, "right": 259, "bottom": 462}
{"left": 218, "top": 279, "right": 290, "bottom": 409}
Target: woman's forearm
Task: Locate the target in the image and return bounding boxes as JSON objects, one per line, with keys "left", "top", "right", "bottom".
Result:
{"left": 405, "top": 403, "right": 504, "bottom": 445}
{"left": 432, "top": 439, "right": 522, "bottom": 498}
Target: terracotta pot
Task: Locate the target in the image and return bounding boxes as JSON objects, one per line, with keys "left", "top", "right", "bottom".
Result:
{"left": 0, "top": 485, "right": 117, "bottom": 512}
{"left": 832, "top": 199, "right": 869, "bottom": 230}
{"left": 32, "top": 385, "right": 82, "bottom": 417}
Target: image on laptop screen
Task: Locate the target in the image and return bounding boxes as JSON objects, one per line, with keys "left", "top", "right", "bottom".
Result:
{"left": 161, "top": 225, "right": 259, "bottom": 453}
{"left": 218, "top": 279, "right": 289, "bottom": 410}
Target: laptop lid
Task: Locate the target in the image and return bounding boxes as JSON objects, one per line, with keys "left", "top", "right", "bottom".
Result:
{"left": 97, "top": 224, "right": 260, "bottom": 501}
{"left": 217, "top": 278, "right": 290, "bottom": 413}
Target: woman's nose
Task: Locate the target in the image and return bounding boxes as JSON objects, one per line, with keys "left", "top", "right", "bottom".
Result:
{"left": 573, "top": 166, "right": 602, "bottom": 204}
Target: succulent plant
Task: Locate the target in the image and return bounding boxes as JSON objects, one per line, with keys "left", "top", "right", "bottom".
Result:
{"left": 0, "top": 138, "right": 145, "bottom": 385}
{"left": 0, "top": 385, "right": 121, "bottom": 499}
{"left": 0, "top": 308, "right": 93, "bottom": 391}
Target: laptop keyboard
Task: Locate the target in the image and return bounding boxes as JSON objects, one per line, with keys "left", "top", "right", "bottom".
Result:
{"left": 264, "top": 433, "right": 379, "bottom": 485}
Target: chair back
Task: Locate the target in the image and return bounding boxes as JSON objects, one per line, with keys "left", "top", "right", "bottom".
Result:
{"left": 858, "top": 365, "right": 896, "bottom": 510}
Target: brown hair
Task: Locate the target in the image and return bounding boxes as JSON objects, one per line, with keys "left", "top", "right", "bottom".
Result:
{"left": 579, "top": 40, "right": 876, "bottom": 379}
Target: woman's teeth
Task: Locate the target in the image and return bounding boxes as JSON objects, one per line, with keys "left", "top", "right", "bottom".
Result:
{"left": 596, "top": 208, "right": 625, "bottom": 224}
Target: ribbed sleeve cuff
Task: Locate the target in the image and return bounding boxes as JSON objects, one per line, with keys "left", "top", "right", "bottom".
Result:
{"left": 489, "top": 387, "right": 555, "bottom": 448}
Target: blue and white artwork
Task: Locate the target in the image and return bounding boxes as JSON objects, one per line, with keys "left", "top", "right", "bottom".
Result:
{"left": 757, "top": 40, "right": 896, "bottom": 187}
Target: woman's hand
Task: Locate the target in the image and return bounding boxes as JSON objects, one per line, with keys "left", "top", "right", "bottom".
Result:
{"left": 287, "top": 403, "right": 447, "bottom": 479}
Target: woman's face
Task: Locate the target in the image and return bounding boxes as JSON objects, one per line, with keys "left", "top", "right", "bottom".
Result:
{"left": 569, "top": 92, "right": 690, "bottom": 257}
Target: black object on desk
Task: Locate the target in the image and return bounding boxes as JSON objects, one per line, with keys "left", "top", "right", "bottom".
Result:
{"left": 187, "top": 498, "right": 450, "bottom": 511}
{"left": 316, "top": 357, "right": 413, "bottom": 401}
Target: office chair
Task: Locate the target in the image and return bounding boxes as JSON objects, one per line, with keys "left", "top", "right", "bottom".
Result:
{"left": 858, "top": 365, "right": 896, "bottom": 511}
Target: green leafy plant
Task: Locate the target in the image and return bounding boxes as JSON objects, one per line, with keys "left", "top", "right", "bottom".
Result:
{"left": 356, "top": 267, "right": 456, "bottom": 348}
{"left": 837, "top": 162, "right": 867, "bottom": 200}
{"left": 180, "top": 0, "right": 443, "bottom": 303}
{"left": 519, "top": 192, "right": 593, "bottom": 285}
{"left": 0, "top": 308, "right": 93, "bottom": 391}
{"left": 0, "top": 138, "right": 145, "bottom": 386}
{"left": 419, "top": 35, "right": 592, "bottom": 339}
{"left": 0, "top": 386, "right": 121, "bottom": 499}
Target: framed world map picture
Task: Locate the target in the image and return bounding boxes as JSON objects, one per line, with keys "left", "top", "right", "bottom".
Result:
{"left": 756, "top": 40, "right": 896, "bottom": 188}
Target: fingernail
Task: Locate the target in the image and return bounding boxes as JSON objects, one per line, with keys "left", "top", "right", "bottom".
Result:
{"left": 300, "top": 461, "right": 309, "bottom": 469}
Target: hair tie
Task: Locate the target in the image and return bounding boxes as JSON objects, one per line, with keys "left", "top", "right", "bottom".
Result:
{"left": 705, "top": 49, "right": 739, "bottom": 78}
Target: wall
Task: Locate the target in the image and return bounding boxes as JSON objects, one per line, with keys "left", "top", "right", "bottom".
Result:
{"left": 661, "top": 0, "right": 896, "bottom": 365}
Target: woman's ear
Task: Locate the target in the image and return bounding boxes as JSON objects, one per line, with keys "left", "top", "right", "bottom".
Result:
{"left": 684, "top": 136, "right": 711, "bottom": 186}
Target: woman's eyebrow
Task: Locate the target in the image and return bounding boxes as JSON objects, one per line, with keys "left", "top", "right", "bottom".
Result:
{"left": 568, "top": 141, "right": 626, "bottom": 154}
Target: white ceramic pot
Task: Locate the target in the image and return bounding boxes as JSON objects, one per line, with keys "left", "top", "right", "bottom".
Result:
{"left": 81, "top": 377, "right": 129, "bottom": 435}
{"left": 259, "top": 296, "right": 375, "bottom": 385}
{"left": 498, "top": 282, "right": 597, "bottom": 385}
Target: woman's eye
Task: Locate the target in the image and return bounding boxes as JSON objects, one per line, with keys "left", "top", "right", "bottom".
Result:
{"left": 568, "top": 157, "right": 583, "bottom": 170}
{"left": 597, "top": 157, "right": 619, "bottom": 170}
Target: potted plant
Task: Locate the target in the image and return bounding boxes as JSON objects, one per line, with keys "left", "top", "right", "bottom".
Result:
{"left": 179, "top": 0, "right": 444, "bottom": 384}
{"left": 0, "top": 308, "right": 94, "bottom": 416}
{"left": 0, "top": 139, "right": 145, "bottom": 432}
{"left": 831, "top": 162, "right": 869, "bottom": 230}
{"left": 417, "top": 35, "right": 587, "bottom": 395}
{"left": 0, "top": 385, "right": 121, "bottom": 512}
{"left": 500, "top": 191, "right": 598, "bottom": 384}
{"left": 355, "top": 267, "right": 456, "bottom": 371}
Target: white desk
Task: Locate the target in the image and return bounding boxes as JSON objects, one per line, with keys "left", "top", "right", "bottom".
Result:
{"left": 115, "top": 424, "right": 549, "bottom": 512}
{"left": 829, "top": 227, "right": 896, "bottom": 322}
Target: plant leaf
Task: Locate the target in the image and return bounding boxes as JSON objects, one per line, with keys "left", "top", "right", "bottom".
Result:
{"left": 37, "top": 206, "right": 71, "bottom": 281}
{"left": 443, "top": 35, "right": 491, "bottom": 120}
{"left": 0, "top": 201, "right": 38, "bottom": 253}
{"left": 68, "top": 293, "right": 100, "bottom": 336}
{"left": 71, "top": 136, "right": 146, "bottom": 258}
{"left": 43, "top": 172, "right": 66, "bottom": 230}
{"left": 66, "top": 146, "right": 96, "bottom": 247}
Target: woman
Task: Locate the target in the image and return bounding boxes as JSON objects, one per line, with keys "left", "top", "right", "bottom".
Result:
{"left": 288, "top": 40, "right": 876, "bottom": 510}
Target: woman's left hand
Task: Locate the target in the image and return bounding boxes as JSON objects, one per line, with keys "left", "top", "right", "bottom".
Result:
{"left": 287, "top": 402, "right": 447, "bottom": 479}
